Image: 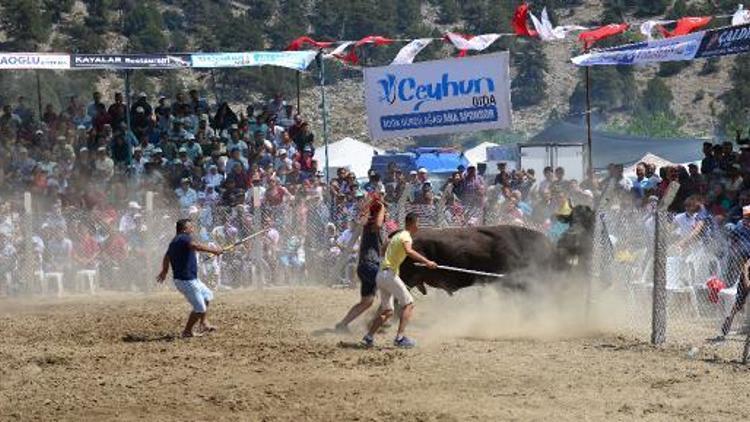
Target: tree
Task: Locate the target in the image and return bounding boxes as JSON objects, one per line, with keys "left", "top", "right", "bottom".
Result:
{"left": 512, "top": 41, "right": 548, "bottom": 108}
{"left": 720, "top": 55, "right": 750, "bottom": 136}
{"left": 569, "top": 66, "right": 637, "bottom": 115}
{"left": 0, "top": 0, "right": 51, "bottom": 50}
{"left": 640, "top": 77, "right": 673, "bottom": 116}
{"left": 123, "top": 1, "right": 167, "bottom": 53}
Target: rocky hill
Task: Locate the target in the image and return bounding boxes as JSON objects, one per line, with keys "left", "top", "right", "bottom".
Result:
{"left": 0, "top": 0, "right": 743, "bottom": 148}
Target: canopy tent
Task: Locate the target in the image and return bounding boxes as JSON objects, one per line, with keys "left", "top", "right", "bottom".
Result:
{"left": 623, "top": 153, "right": 675, "bottom": 178}
{"left": 313, "top": 137, "right": 384, "bottom": 178}
{"left": 531, "top": 121, "right": 705, "bottom": 170}
{"left": 464, "top": 142, "right": 498, "bottom": 166}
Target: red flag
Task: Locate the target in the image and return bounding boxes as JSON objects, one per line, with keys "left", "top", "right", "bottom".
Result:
{"left": 354, "top": 35, "right": 395, "bottom": 47}
{"left": 339, "top": 48, "right": 360, "bottom": 65}
{"left": 285, "top": 36, "right": 333, "bottom": 51}
{"left": 512, "top": 3, "right": 538, "bottom": 37}
{"left": 444, "top": 33, "right": 473, "bottom": 57}
{"left": 578, "top": 23, "right": 629, "bottom": 50}
{"left": 658, "top": 16, "right": 712, "bottom": 38}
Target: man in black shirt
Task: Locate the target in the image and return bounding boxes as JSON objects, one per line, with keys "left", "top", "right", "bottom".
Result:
{"left": 157, "top": 219, "right": 223, "bottom": 338}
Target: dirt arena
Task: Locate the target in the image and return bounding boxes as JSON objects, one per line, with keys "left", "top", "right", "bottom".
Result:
{"left": 3, "top": 285, "right": 750, "bottom": 421}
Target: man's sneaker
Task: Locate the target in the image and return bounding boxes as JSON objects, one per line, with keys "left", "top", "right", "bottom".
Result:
{"left": 394, "top": 336, "right": 416, "bottom": 348}
{"left": 361, "top": 335, "right": 374, "bottom": 348}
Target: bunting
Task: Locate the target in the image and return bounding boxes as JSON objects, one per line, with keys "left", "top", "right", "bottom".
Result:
{"left": 579, "top": 24, "right": 630, "bottom": 50}
{"left": 512, "top": 3, "right": 538, "bottom": 37}
{"left": 285, "top": 36, "right": 334, "bottom": 51}
{"left": 659, "top": 17, "right": 712, "bottom": 38}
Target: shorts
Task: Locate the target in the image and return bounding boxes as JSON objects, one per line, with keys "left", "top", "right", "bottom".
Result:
{"left": 174, "top": 278, "right": 214, "bottom": 313}
{"left": 376, "top": 268, "right": 414, "bottom": 312}
{"left": 357, "top": 263, "right": 378, "bottom": 297}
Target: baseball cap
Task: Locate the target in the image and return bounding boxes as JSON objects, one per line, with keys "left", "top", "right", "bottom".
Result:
{"left": 409, "top": 170, "right": 417, "bottom": 175}
{"left": 418, "top": 167, "right": 427, "bottom": 173}
{"left": 128, "top": 201, "right": 142, "bottom": 210}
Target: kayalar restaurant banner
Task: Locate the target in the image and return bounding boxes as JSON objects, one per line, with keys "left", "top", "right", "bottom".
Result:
{"left": 72, "top": 54, "right": 192, "bottom": 69}
{"left": 363, "top": 52, "right": 512, "bottom": 140}
{"left": 572, "top": 22, "right": 750, "bottom": 66}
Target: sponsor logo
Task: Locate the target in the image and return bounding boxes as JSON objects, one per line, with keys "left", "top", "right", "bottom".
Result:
{"left": 705, "top": 26, "right": 750, "bottom": 51}
{"left": 377, "top": 73, "right": 495, "bottom": 111}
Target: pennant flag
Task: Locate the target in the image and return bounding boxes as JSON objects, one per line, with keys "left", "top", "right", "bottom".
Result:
{"left": 392, "top": 38, "right": 433, "bottom": 65}
{"left": 579, "top": 23, "right": 629, "bottom": 50}
{"left": 733, "top": 5, "right": 750, "bottom": 26}
{"left": 529, "top": 8, "right": 585, "bottom": 41}
{"left": 324, "top": 41, "right": 354, "bottom": 59}
{"left": 640, "top": 20, "right": 674, "bottom": 41}
{"left": 445, "top": 32, "right": 502, "bottom": 55}
{"left": 659, "top": 17, "right": 711, "bottom": 38}
{"left": 512, "top": 3, "right": 538, "bottom": 37}
{"left": 354, "top": 35, "right": 395, "bottom": 47}
{"left": 286, "top": 36, "right": 334, "bottom": 51}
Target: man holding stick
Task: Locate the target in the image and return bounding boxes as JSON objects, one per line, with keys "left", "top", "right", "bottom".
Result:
{"left": 157, "top": 218, "right": 224, "bottom": 338}
{"left": 362, "top": 212, "right": 437, "bottom": 348}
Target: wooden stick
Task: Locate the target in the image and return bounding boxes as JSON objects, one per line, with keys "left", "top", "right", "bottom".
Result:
{"left": 414, "top": 263, "right": 505, "bottom": 279}
{"left": 201, "top": 229, "right": 270, "bottom": 262}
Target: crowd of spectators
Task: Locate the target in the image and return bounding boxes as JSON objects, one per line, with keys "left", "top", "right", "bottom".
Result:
{"left": 3, "top": 86, "right": 750, "bottom": 295}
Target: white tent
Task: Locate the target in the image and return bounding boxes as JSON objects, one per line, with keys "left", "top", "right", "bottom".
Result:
{"left": 314, "top": 137, "right": 384, "bottom": 178}
{"left": 623, "top": 153, "right": 675, "bottom": 178}
{"left": 464, "top": 142, "right": 498, "bottom": 166}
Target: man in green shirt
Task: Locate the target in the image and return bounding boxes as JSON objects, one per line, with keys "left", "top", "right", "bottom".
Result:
{"left": 362, "top": 212, "right": 437, "bottom": 348}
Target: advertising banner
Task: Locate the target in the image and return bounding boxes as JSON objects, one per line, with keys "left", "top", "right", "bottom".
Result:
{"left": 71, "top": 54, "right": 191, "bottom": 69}
{"left": 571, "top": 32, "right": 704, "bottom": 66}
{"left": 0, "top": 53, "right": 70, "bottom": 69}
{"left": 363, "top": 52, "right": 512, "bottom": 140}
{"left": 695, "top": 22, "right": 750, "bottom": 58}
{"left": 190, "top": 51, "right": 317, "bottom": 71}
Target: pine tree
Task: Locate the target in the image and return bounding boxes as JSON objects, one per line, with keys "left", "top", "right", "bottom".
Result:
{"left": 720, "top": 55, "right": 750, "bottom": 136}
{"left": 0, "top": 0, "right": 51, "bottom": 50}
{"left": 512, "top": 41, "right": 548, "bottom": 108}
{"left": 640, "top": 77, "right": 673, "bottom": 116}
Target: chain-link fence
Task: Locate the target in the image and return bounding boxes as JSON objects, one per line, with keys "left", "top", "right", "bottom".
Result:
{"left": 5, "top": 188, "right": 750, "bottom": 360}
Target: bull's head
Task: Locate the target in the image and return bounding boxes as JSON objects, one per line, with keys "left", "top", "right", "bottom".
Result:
{"left": 556, "top": 205, "right": 595, "bottom": 268}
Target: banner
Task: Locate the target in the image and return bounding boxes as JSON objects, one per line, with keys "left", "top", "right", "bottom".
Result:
{"left": 364, "top": 52, "right": 512, "bottom": 140}
{"left": 571, "top": 32, "right": 704, "bottom": 66}
{"left": 0, "top": 53, "right": 70, "bottom": 69}
{"left": 72, "top": 54, "right": 191, "bottom": 69}
{"left": 191, "top": 51, "right": 316, "bottom": 71}
{"left": 695, "top": 22, "right": 750, "bottom": 58}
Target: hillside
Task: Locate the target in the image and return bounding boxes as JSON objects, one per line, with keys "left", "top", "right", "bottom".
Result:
{"left": 0, "top": 0, "right": 745, "bottom": 148}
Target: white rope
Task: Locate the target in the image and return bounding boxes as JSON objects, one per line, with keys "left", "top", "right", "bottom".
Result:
{"left": 414, "top": 263, "right": 506, "bottom": 279}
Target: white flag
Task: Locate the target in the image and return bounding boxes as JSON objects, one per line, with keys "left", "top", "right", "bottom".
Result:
{"left": 531, "top": 8, "right": 586, "bottom": 41}
{"left": 324, "top": 41, "right": 354, "bottom": 59}
{"left": 445, "top": 32, "right": 502, "bottom": 52}
{"left": 391, "top": 38, "right": 433, "bottom": 65}
{"left": 530, "top": 9, "right": 555, "bottom": 41}
{"left": 640, "top": 20, "right": 674, "bottom": 41}
{"left": 733, "top": 4, "right": 750, "bottom": 26}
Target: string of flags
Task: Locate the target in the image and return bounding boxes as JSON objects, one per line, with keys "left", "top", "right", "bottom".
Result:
{"left": 285, "top": 2, "right": 750, "bottom": 66}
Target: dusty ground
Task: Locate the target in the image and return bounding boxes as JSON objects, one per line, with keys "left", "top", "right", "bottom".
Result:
{"left": 2, "top": 286, "right": 750, "bottom": 422}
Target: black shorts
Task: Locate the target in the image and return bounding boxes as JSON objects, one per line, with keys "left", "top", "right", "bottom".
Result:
{"left": 357, "top": 263, "right": 379, "bottom": 297}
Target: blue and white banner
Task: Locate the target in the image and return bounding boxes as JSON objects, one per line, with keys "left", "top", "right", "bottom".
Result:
{"left": 364, "top": 53, "right": 512, "bottom": 140}
{"left": 571, "top": 32, "right": 704, "bottom": 66}
{"left": 191, "top": 51, "right": 317, "bottom": 71}
{"left": 0, "top": 53, "right": 70, "bottom": 69}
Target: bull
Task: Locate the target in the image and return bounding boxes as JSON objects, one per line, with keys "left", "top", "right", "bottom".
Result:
{"left": 398, "top": 205, "right": 596, "bottom": 295}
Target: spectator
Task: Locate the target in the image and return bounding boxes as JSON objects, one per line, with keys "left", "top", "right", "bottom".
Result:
{"left": 175, "top": 178, "right": 198, "bottom": 209}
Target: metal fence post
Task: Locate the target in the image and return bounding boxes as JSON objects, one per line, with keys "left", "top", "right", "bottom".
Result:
{"left": 651, "top": 210, "right": 667, "bottom": 345}
{"left": 143, "top": 191, "right": 154, "bottom": 293}
{"left": 22, "top": 192, "right": 34, "bottom": 294}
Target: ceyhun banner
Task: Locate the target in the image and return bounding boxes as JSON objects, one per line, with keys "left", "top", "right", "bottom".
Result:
{"left": 363, "top": 52, "right": 512, "bottom": 140}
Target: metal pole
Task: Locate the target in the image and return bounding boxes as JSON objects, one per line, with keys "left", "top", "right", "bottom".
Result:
{"left": 125, "top": 70, "right": 132, "bottom": 135}
{"left": 296, "top": 71, "right": 301, "bottom": 114}
{"left": 317, "top": 52, "right": 330, "bottom": 184}
{"left": 585, "top": 66, "right": 593, "bottom": 175}
{"left": 35, "top": 71, "right": 43, "bottom": 122}
{"left": 651, "top": 209, "right": 667, "bottom": 345}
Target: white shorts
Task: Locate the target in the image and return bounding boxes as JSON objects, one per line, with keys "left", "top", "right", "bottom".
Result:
{"left": 376, "top": 269, "right": 414, "bottom": 312}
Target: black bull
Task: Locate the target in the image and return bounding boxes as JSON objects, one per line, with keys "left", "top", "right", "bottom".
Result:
{"left": 398, "top": 206, "right": 596, "bottom": 294}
